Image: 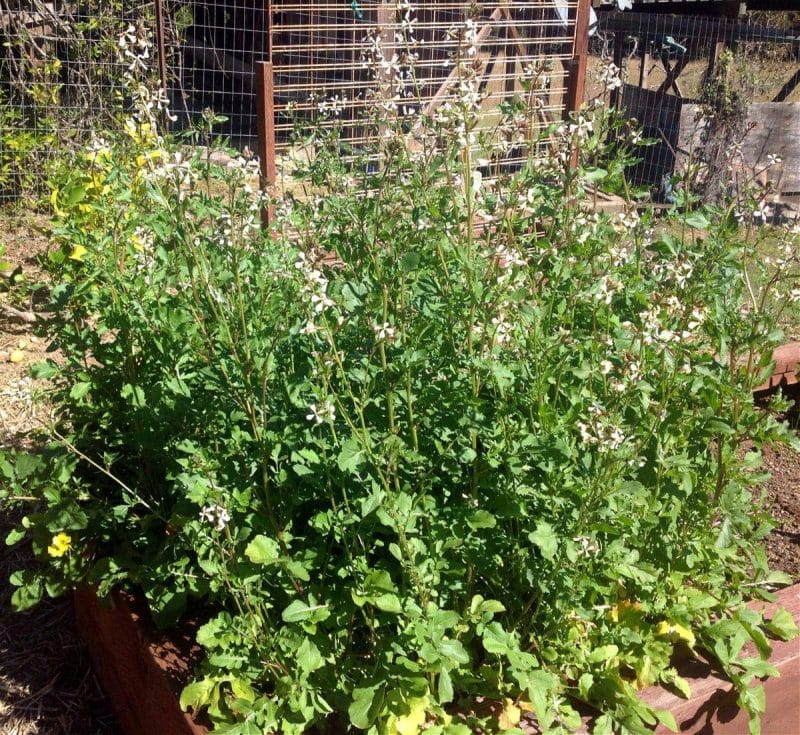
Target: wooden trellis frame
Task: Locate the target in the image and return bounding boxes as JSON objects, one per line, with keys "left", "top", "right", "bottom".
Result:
{"left": 266, "top": 1, "right": 588, "bottom": 165}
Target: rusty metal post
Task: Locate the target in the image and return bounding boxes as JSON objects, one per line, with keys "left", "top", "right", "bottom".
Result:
{"left": 256, "top": 61, "right": 277, "bottom": 230}
{"left": 154, "top": 0, "right": 170, "bottom": 128}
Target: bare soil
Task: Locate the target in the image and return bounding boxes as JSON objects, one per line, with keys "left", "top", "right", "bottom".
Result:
{"left": 0, "top": 208, "right": 117, "bottom": 734}
{"left": 762, "top": 404, "right": 800, "bottom": 581}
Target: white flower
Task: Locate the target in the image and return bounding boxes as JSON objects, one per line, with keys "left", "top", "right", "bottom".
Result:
{"left": 598, "top": 62, "right": 623, "bottom": 91}
{"left": 311, "top": 292, "right": 335, "bottom": 313}
{"left": 306, "top": 400, "right": 336, "bottom": 425}
{"left": 199, "top": 504, "right": 230, "bottom": 532}
{"left": 754, "top": 201, "right": 772, "bottom": 222}
{"left": 599, "top": 360, "right": 613, "bottom": 375}
{"left": 574, "top": 536, "right": 600, "bottom": 557}
{"left": 373, "top": 322, "right": 396, "bottom": 341}
{"left": 491, "top": 316, "right": 512, "bottom": 346}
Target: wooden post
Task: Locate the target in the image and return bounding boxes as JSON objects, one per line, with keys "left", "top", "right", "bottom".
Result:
{"left": 563, "top": 0, "right": 591, "bottom": 168}
{"left": 564, "top": 0, "right": 591, "bottom": 118}
{"left": 705, "top": 40, "right": 726, "bottom": 82}
{"left": 256, "top": 61, "right": 277, "bottom": 230}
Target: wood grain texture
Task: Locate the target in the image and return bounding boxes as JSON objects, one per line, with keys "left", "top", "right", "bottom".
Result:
{"left": 74, "top": 588, "right": 208, "bottom": 735}
{"left": 678, "top": 103, "right": 800, "bottom": 193}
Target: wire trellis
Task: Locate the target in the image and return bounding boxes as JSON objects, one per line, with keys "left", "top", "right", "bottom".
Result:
{"left": 0, "top": 1, "right": 584, "bottom": 200}
{"left": 269, "top": 1, "right": 582, "bottom": 171}
{"left": 0, "top": 1, "right": 156, "bottom": 198}
{"left": 591, "top": 10, "right": 800, "bottom": 199}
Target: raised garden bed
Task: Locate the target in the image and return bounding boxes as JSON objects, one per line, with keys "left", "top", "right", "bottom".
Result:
{"left": 75, "top": 585, "right": 799, "bottom": 735}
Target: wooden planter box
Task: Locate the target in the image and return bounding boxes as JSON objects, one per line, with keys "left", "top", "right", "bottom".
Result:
{"left": 74, "top": 585, "right": 799, "bottom": 735}
{"left": 73, "top": 588, "right": 207, "bottom": 735}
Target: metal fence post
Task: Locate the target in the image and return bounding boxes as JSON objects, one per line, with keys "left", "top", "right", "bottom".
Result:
{"left": 154, "top": 0, "right": 170, "bottom": 128}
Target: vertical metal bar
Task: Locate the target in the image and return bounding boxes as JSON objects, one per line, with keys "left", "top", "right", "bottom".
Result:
{"left": 639, "top": 50, "right": 650, "bottom": 89}
{"left": 154, "top": 0, "right": 169, "bottom": 127}
{"left": 256, "top": 60, "right": 277, "bottom": 230}
{"left": 564, "top": 0, "right": 590, "bottom": 118}
{"left": 609, "top": 31, "right": 625, "bottom": 110}
{"left": 266, "top": 0, "right": 273, "bottom": 61}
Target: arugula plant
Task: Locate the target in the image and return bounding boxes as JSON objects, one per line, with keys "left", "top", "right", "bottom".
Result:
{"left": 3, "top": 11, "right": 800, "bottom": 735}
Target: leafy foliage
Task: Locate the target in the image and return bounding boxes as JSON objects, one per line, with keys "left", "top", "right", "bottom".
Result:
{"left": 2, "top": 17, "right": 800, "bottom": 735}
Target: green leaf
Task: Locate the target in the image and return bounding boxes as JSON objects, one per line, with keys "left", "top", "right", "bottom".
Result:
{"left": 374, "top": 593, "right": 403, "bottom": 614}
{"left": 468, "top": 510, "right": 496, "bottom": 530}
{"left": 738, "top": 684, "right": 766, "bottom": 721}
{"left": 283, "top": 559, "right": 311, "bottom": 582}
{"left": 338, "top": 436, "right": 366, "bottom": 474}
{"left": 348, "top": 684, "right": 383, "bottom": 729}
{"left": 663, "top": 668, "right": 691, "bottom": 699}
{"left": 63, "top": 183, "right": 87, "bottom": 207}
{"left": 296, "top": 637, "right": 324, "bottom": 673}
{"left": 739, "top": 658, "right": 779, "bottom": 680}
{"left": 282, "top": 599, "right": 328, "bottom": 623}
{"left": 11, "top": 577, "right": 43, "bottom": 611}
{"left": 121, "top": 383, "right": 146, "bottom": 408}
{"left": 439, "top": 638, "right": 470, "bottom": 665}
{"left": 763, "top": 570, "right": 793, "bottom": 587}
{"left": 578, "top": 673, "right": 593, "bottom": 699}
{"left": 364, "top": 569, "right": 397, "bottom": 594}
{"left": 438, "top": 668, "right": 454, "bottom": 703}
{"left": 654, "top": 709, "right": 678, "bottom": 733}
{"left": 180, "top": 678, "right": 216, "bottom": 712}
{"left": 526, "top": 670, "right": 557, "bottom": 727}
{"left": 593, "top": 715, "right": 614, "bottom": 735}
{"left": 587, "top": 644, "right": 619, "bottom": 664}
{"left": 230, "top": 677, "right": 256, "bottom": 703}
{"left": 684, "top": 210, "right": 710, "bottom": 229}
{"left": 69, "top": 381, "right": 92, "bottom": 400}
{"left": 528, "top": 521, "right": 558, "bottom": 561}
{"left": 31, "top": 361, "right": 59, "bottom": 380}
{"left": 5, "top": 527, "right": 25, "bottom": 546}
{"left": 765, "top": 608, "right": 798, "bottom": 641}
{"left": 244, "top": 535, "right": 281, "bottom": 565}
{"left": 584, "top": 168, "right": 608, "bottom": 182}
{"left": 14, "top": 452, "right": 42, "bottom": 480}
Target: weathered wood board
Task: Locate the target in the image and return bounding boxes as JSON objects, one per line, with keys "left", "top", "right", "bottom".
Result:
{"left": 677, "top": 102, "right": 800, "bottom": 193}
{"left": 619, "top": 84, "right": 800, "bottom": 192}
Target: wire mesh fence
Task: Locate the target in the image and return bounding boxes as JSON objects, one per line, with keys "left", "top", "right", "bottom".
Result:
{"left": 590, "top": 9, "right": 800, "bottom": 203}
{"left": 0, "top": 1, "right": 157, "bottom": 198}
{"left": 1, "top": 1, "right": 584, "bottom": 201}
{"left": 269, "top": 0, "right": 581, "bottom": 173}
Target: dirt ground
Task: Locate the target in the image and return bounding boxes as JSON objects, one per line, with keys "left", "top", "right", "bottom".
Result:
{"left": 0, "top": 210, "right": 117, "bottom": 735}
{"left": 762, "top": 407, "right": 800, "bottom": 581}
{"left": 0, "top": 206, "right": 799, "bottom": 733}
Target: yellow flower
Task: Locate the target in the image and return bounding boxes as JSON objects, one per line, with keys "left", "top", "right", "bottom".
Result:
{"left": 69, "top": 244, "right": 88, "bottom": 262}
{"left": 655, "top": 620, "right": 696, "bottom": 648}
{"left": 47, "top": 532, "right": 72, "bottom": 558}
{"left": 498, "top": 698, "right": 522, "bottom": 730}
